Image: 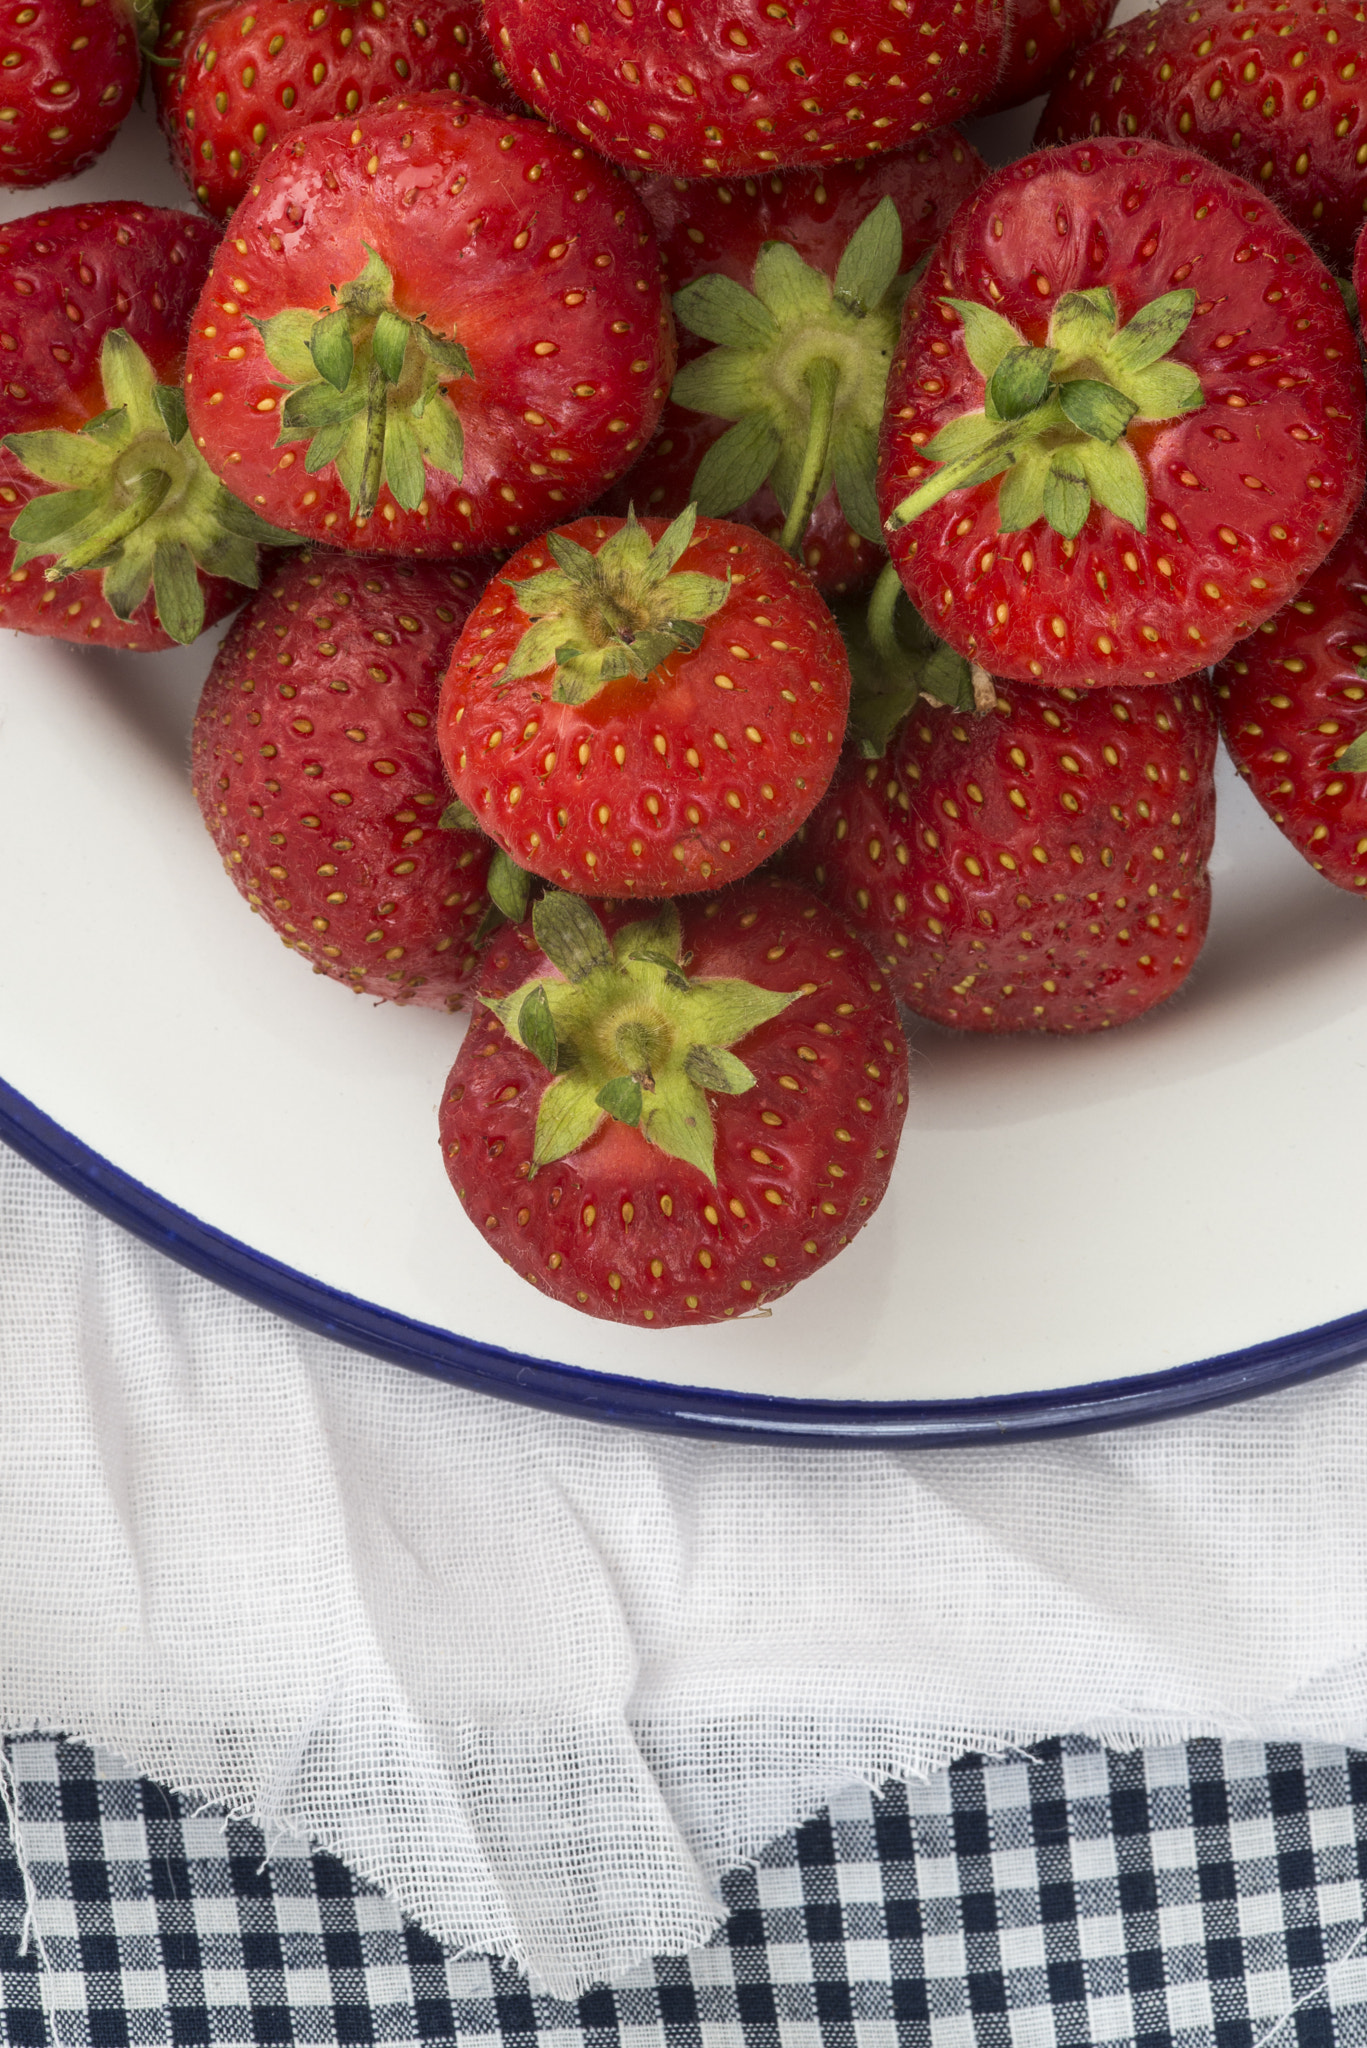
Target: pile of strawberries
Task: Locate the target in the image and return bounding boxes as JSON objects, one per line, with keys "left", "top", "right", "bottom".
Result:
{"left": 5, "top": 0, "right": 1367, "bottom": 1330}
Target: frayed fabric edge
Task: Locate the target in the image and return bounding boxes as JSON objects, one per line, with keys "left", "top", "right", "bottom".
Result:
{"left": 7, "top": 1708, "right": 1367, "bottom": 1998}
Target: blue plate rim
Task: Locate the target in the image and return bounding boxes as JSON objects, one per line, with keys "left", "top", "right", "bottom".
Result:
{"left": 4, "top": 1070, "right": 1364, "bottom": 1445}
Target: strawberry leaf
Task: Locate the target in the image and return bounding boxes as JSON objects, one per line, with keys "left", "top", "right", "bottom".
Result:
{"left": 832, "top": 196, "right": 902, "bottom": 317}
{"left": 1057, "top": 379, "right": 1137, "bottom": 444}
{"left": 672, "top": 273, "right": 779, "bottom": 351}
{"left": 532, "top": 1072, "right": 606, "bottom": 1169}
{"left": 939, "top": 298, "right": 1028, "bottom": 381}
{"left": 751, "top": 240, "right": 832, "bottom": 327}
{"left": 684, "top": 1044, "right": 757, "bottom": 1095}
{"left": 596, "top": 1075, "right": 643, "bottom": 1125}
{"left": 1043, "top": 455, "right": 1090, "bottom": 540}
{"left": 519, "top": 985, "right": 558, "bottom": 1072}
{"left": 532, "top": 892, "right": 615, "bottom": 983}
{"left": 1076, "top": 437, "right": 1147, "bottom": 531}
{"left": 1108, "top": 289, "right": 1198, "bottom": 375}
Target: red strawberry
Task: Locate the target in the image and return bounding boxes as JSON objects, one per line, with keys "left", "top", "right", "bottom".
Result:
{"left": 0, "top": 0, "right": 140, "bottom": 188}
{"left": 598, "top": 136, "right": 986, "bottom": 596}
{"left": 192, "top": 550, "right": 501, "bottom": 1007}
{"left": 977, "top": 0, "right": 1110, "bottom": 113}
{"left": 183, "top": 94, "right": 674, "bottom": 558}
{"left": 482, "top": 0, "right": 1007, "bottom": 181}
{"left": 785, "top": 675, "right": 1219, "bottom": 1032}
{"left": 438, "top": 880, "right": 907, "bottom": 1325}
{"left": 437, "top": 508, "right": 852, "bottom": 897}
{"left": 1037, "top": 0, "right": 1367, "bottom": 271}
{"left": 878, "top": 139, "right": 1367, "bottom": 694}
{"left": 154, "top": 0, "right": 515, "bottom": 222}
{"left": 0, "top": 201, "right": 281, "bottom": 649}
{"left": 1213, "top": 496, "right": 1367, "bottom": 890}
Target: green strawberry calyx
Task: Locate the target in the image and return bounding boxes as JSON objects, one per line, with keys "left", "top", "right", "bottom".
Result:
{"left": 671, "top": 196, "right": 910, "bottom": 558}
{"left": 885, "top": 284, "right": 1205, "bottom": 542}
{"left": 484, "top": 893, "right": 801, "bottom": 1185}
{"left": 3, "top": 328, "right": 290, "bottom": 645}
{"left": 496, "top": 504, "right": 730, "bottom": 706}
{"left": 255, "top": 245, "right": 472, "bottom": 522}
{"left": 838, "top": 559, "right": 993, "bottom": 755}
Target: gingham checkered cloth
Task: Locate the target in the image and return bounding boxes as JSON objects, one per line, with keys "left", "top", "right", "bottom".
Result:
{"left": 4, "top": 1736, "right": 1367, "bottom": 2048}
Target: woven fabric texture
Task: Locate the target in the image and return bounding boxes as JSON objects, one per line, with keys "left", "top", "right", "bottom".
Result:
{"left": 6, "top": 1735, "right": 1367, "bottom": 2048}
{"left": 6, "top": 1140, "right": 1367, "bottom": 1995}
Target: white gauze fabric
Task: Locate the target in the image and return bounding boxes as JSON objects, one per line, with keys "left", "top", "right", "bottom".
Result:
{"left": 4, "top": 1135, "right": 1367, "bottom": 1996}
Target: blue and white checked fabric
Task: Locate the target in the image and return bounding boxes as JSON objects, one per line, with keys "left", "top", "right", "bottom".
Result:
{"left": 4, "top": 1735, "right": 1367, "bottom": 2048}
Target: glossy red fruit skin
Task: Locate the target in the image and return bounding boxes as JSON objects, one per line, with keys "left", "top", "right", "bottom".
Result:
{"left": 192, "top": 551, "right": 497, "bottom": 1008}
{"left": 438, "top": 879, "right": 908, "bottom": 1326}
{"left": 0, "top": 0, "right": 138, "bottom": 188}
{"left": 783, "top": 678, "right": 1219, "bottom": 1032}
{"left": 976, "top": 0, "right": 1110, "bottom": 113}
{"left": 598, "top": 137, "right": 987, "bottom": 597}
{"left": 0, "top": 202, "right": 243, "bottom": 651}
{"left": 1214, "top": 501, "right": 1367, "bottom": 891}
{"left": 1037, "top": 0, "right": 1367, "bottom": 270}
{"left": 483, "top": 0, "right": 1006, "bottom": 181}
{"left": 183, "top": 94, "right": 675, "bottom": 559}
{"left": 877, "top": 140, "right": 1367, "bottom": 693}
{"left": 154, "top": 0, "right": 515, "bottom": 221}
{"left": 437, "top": 516, "right": 852, "bottom": 898}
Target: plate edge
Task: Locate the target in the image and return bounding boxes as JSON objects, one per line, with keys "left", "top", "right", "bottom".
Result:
{"left": 3, "top": 1072, "right": 1364, "bottom": 1445}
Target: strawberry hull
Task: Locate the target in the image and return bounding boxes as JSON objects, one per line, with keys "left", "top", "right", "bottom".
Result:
{"left": 600, "top": 139, "right": 987, "bottom": 594}
{"left": 1215, "top": 501, "right": 1367, "bottom": 891}
{"left": 183, "top": 96, "right": 675, "bottom": 558}
{"left": 878, "top": 141, "right": 1367, "bottom": 692}
{"left": 438, "top": 516, "right": 852, "bottom": 898}
{"left": 0, "top": 203, "right": 250, "bottom": 650}
{"left": 786, "top": 678, "right": 1219, "bottom": 1032}
{"left": 438, "top": 881, "right": 908, "bottom": 1326}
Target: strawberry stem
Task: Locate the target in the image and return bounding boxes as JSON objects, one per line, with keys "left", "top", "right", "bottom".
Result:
{"left": 44, "top": 471, "right": 170, "bottom": 579}
{"left": 868, "top": 557, "right": 912, "bottom": 667}
{"left": 778, "top": 356, "right": 840, "bottom": 560}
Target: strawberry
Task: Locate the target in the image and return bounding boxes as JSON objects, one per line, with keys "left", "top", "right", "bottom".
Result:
{"left": 878, "top": 139, "right": 1367, "bottom": 693}
{"left": 976, "top": 0, "right": 1110, "bottom": 115}
{"left": 0, "top": 0, "right": 140, "bottom": 188}
{"left": 153, "top": 0, "right": 514, "bottom": 222}
{"left": 482, "top": 0, "right": 1007, "bottom": 181}
{"left": 438, "top": 880, "right": 908, "bottom": 1325}
{"left": 1213, "top": 496, "right": 1367, "bottom": 890}
{"left": 183, "top": 94, "right": 674, "bottom": 558}
{"left": 1036, "top": 0, "right": 1367, "bottom": 271}
{"left": 192, "top": 549, "right": 502, "bottom": 1007}
{"left": 0, "top": 201, "right": 283, "bottom": 648}
{"left": 785, "top": 674, "right": 1219, "bottom": 1032}
{"left": 437, "top": 507, "right": 852, "bottom": 897}
{"left": 598, "top": 135, "right": 986, "bottom": 595}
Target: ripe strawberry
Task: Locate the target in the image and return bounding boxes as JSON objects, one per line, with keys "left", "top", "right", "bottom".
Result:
{"left": 482, "top": 0, "right": 1006, "bottom": 181}
{"left": 183, "top": 94, "right": 674, "bottom": 558}
{"left": 438, "top": 881, "right": 908, "bottom": 1325}
{"left": 976, "top": 0, "right": 1110, "bottom": 114}
{"left": 0, "top": 0, "right": 140, "bottom": 188}
{"left": 154, "top": 0, "right": 514, "bottom": 222}
{"left": 785, "top": 675, "right": 1219, "bottom": 1032}
{"left": 192, "top": 550, "right": 501, "bottom": 1007}
{"left": 598, "top": 135, "right": 986, "bottom": 595}
{"left": 437, "top": 508, "right": 852, "bottom": 897}
{"left": 1214, "top": 497, "right": 1367, "bottom": 890}
{"left": 878, "top": 140, "right": 1367, "bottom": 693}
{"left": 0, "top": 201, "right": 282, "bottom": 649}
{"left": 1037, "top": 0, "right": 1367, "bottom": 271}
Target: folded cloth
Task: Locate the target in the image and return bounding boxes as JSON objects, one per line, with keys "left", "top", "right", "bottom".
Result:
{"left": 3, "top": 1136, "right": 1367, "bottom": 1996}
